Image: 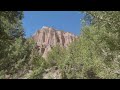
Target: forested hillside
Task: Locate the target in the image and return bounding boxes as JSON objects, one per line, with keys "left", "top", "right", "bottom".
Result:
{"left": 0, "top": 11, "right": 120, "bottom": 79}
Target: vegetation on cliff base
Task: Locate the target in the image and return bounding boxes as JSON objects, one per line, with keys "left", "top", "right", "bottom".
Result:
{"left": 47, "top": 11, "right": 120, "bottom": 79}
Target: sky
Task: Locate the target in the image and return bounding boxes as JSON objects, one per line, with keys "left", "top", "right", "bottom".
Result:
{"left": 22, "top": 11, "right": 84, "bottom": 37}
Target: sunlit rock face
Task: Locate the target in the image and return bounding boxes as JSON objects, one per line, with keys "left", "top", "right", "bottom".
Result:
{"left": 32, "top": 26, "right": 78, "bottom": 59}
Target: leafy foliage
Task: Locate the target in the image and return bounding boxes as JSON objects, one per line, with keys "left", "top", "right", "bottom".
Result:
{"left": 0, "top": 11, "right": 47, "bottom": 79}
{"left": 45, "top": 11, "right": 120, "bottom": 79}
{"left": 0, "top": 11, "right": 24, "bottom": 60}
{"left": 47, "top": 45, "right": 66, "bottom": 67}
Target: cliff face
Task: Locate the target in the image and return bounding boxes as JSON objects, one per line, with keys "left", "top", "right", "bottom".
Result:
{"left": 32, "top": 26, "right": 78, "bottom": 58}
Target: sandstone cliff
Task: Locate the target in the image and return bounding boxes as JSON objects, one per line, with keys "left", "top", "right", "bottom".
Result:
{"left": 32, "top": 26, "right": 78, "bottom": 59}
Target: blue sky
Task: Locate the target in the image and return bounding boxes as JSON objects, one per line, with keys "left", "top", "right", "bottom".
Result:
{"left": 22, "top": 11, "right": 84, "bottom": 37}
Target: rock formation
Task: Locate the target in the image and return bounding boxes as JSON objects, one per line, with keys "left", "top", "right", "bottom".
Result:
{"left": 32, "top": 26, "right": 78, "bottom": 59}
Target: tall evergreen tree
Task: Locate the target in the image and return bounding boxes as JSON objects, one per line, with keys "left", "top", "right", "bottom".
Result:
{"left": 0, "top": 11, "right": 24, "bottom": 58}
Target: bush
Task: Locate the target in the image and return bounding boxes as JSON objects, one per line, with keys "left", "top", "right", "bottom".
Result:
{"left": 47, "top": 45, "right": 67, "bottom": 67}
{"left": 59, "top": 25, "right": 120, "bottom": 79}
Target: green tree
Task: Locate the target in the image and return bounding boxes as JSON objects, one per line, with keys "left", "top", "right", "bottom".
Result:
{"left": 0, "top": 11, "right": 24, "bottom": 60}
{"left": 47, "top": 45, "right": 66, "bottom": 67}
{"left": 59, "top": 11, "right": 120, "bottom": 79}
{"left": 0, "top": 11, "right": 48, "bottom": 79}
{"left": 0, "top": 11, "right": 26, "bottom": 78}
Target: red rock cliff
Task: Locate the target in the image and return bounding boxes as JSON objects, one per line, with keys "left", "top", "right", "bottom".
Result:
{"left": 32, "top": 26, "right": 78, "bottom": 58}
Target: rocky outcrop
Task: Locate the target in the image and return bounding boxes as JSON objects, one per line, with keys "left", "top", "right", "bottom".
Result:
{"left": 32, "top": 26, "right": 78, "bottom": 59}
